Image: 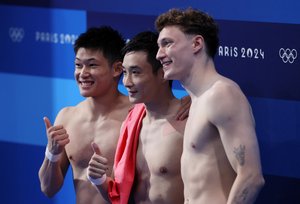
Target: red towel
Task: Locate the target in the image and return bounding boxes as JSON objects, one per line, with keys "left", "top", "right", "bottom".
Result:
{"left": 108, "top": 103, "right": 146, "bottom": 204}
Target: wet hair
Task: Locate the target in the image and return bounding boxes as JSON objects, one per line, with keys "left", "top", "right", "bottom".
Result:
{"left": 74, "top": 26, "right": 125, "bottom": 66}
{"left": 121, "top": 31, "right": 162, "bottom": 74}
{"left": 155, "top": 8, "right": 219, "bottom": 58}
{"left": 121, "top": 31, "right": 173, "bottom": 87}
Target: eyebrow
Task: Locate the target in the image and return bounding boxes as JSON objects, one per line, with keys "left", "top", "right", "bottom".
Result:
{"left": 157, "top": 37, "right": 171, "bottom": 44}
{"left": 122, "top": 65, "right": 141, "bottom": 70}
{"left": 75, "top": 58, "right": 97, "bottom": 62}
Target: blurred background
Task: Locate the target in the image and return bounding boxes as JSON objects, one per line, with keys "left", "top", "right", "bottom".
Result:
{"left": 0, "top": 0, "right": 299, "bottom": 203}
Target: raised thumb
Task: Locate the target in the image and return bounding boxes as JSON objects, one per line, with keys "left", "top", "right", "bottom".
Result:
{"left": 91, "top": 142, "right": 101, "bottom": 155}
{"left": 43, "top": 116, "right": 52, "bottom": 129}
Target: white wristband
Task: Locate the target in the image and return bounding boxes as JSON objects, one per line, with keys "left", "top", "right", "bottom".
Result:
{"left": 45, "top": 147, "right": 62, "bottom": 162}
{"left": 87, "top": 173, "right": 107, "bottom": 186}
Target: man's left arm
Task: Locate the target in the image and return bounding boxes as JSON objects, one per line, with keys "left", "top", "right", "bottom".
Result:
{"left": 210, "top": 86, "right": 265, "bottom": 204}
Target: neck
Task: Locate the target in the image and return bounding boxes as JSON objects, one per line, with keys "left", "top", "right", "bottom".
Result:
{"left": 86, "top": 90, "right": 126, "bottom": 116}
{"left": 181, "top": 57, "right": 218, "bottom": 99}
{"left": 144, "top": 88, "right": 177, "bottom": 122}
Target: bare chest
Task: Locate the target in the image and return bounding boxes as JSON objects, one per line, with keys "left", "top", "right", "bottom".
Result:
{"left": 65, "top": 119, "right": 122, "bottom": 175}
{"left": 184, "top": 102, "right": 219, "bottom": 153}
{"left": 136, "top": 120, "right": 184, "bottom": 176}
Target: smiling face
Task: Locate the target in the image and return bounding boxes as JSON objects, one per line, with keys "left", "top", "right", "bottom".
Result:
{"left": 74, "top": 48, "right": 119, "bottom": 98}
{"left": 122, "top": 51, "right": 163, "bottom": 104}
{"left": 156, "top": 26, "right": 196, "bottom": 81}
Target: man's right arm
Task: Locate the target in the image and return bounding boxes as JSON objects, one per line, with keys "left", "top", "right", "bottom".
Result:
{"left": 38, "top": 115, "right": 70, "bottom": 197}
{"left": 38, "top": 150, "right": 69, "bottom": 197}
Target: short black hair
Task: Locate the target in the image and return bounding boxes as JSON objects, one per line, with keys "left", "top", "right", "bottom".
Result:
{"left": 121, "top": 31, "right": 162, "bottom": 74}
{"left": 121, "top": 31, "right": 172, "bottom": 87}
{"left": 74, "top": 26, "right": 125, "bottom": 66}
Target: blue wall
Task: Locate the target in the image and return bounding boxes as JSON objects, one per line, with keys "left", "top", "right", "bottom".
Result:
{"left": 0, "top": 1, "right": 299, "bottom": 203}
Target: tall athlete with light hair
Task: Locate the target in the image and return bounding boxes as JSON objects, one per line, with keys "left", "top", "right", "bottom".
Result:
{"left": 156, "top": 8, "right": 265, "bottom": 204}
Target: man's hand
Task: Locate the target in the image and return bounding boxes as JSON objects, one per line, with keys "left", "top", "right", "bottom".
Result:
{"left": 87, "top": 142, "right": 109, "bottom": 180}
{"left": 43, "top": 116, "right": 70, "bottom": 155}
{"left": 176, "top": 95, "right": 191, "bottom": 120}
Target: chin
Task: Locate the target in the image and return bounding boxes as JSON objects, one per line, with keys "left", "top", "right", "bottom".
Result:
{"left": 129, "top": 97, "right": 142, "bottom": 104}
{"left": 163, "top": 74, "right": 172, "bottom": 80}
{"left": 79, "top": 90, "right": 91, "bottom": 98}
{"left": 164, "top": 71, "right": 178, "bottom": 80}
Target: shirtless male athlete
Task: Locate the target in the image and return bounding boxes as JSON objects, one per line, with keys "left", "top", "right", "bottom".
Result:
{"left": 87, "top": 31, "right": 186, "bottom": 203}
{"left": 156, "top": 8, "right": 265, "bottom": 204}
{"left": 38, "top": 26, "right": 130, "bottom": 204}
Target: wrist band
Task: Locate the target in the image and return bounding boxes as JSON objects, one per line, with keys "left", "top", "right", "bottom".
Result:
{"left": 87, "top": 172, "right": 107, "bottom": 186}
{"left": 45, "top": 147, "right": 62, "bottom": 162}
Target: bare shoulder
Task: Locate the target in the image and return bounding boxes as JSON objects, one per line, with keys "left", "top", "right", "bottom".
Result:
{"left": 205, "top": 77, "right": 246, "bottom": 105}
{"left": 205, "top": 77, "right": 250, "bottom": 124}
{"left": 54, "top": 102, "right": 84, "bottom": 125}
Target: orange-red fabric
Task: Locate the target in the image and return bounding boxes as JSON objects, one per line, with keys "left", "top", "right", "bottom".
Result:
{"left": 108, "top": 104, "right": 146, "bottom": 204}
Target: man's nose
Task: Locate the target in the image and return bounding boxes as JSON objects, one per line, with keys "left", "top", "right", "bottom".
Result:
{"left": 123, "top": 74, "right": 133, "bottom": 87}
{"left": 80, "top": 65, "right": 90, "bottom": 75}
{"left": 156, "top": 47, "right": 165, "bottom": 61}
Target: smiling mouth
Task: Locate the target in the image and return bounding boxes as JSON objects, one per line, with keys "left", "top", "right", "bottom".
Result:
{"left": 80, "top": 81, "right": 94, "bottom": 88}
{"left": 128, "top": 90, "right": 137, "bottom": 96}
{"left": 162, "top": 60, "right": 172, "bottom": 68}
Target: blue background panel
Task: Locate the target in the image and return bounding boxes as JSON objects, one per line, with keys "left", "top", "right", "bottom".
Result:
{"left": 0, "top": 141, "right": 75, "bottom": 204}
{"left": 215, "top": 20, "right": 300, "bottom": 101}
{"left": 87, "top": 12, "right": 156, "bottom": 40}
{"left": 250, "top": 97, "right": 300, "bottom": 178}
{"left": 0, "top": 5, "right": 86, "bottom": 79}
{"left": 1, "top": 0, "right": 300, "bottom": 24}
{"left": 0, "top": 73, "right": 83, "bottom": 146}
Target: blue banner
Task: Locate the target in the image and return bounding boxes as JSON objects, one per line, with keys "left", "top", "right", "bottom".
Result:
{"left": 215, "top": 20, "right": 300, "bottom": 101}
{"left": 0, "top": 5, "right": 86, "bottom": 78}
{"left": 1, "top": 5, "right": 299, "bottom": 101}
{"left": 87, "top": 12, "right": 156, "bottom": 40}
{"left": 170, "top": 20, "right": 300, "bottom": 101}
{"left": 1, "top": 0, "right": 300, "bottom": 24}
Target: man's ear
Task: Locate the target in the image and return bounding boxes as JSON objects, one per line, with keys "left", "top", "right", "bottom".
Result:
{"left": 192, "top": 35, "right": 204, "bottom": 54}
{"left": 112, "top": 61, "right": 123, "bottom": 77}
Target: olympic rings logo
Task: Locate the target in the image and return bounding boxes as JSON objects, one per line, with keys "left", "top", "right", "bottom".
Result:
{"left": 9, "top": 27, "right": 25, "bottom": 42}
{"left": 279, "top": 48, "right": 297, "bottom": 64}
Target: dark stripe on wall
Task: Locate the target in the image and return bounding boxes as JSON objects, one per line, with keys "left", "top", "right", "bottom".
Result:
{"left": 0, "top": 141, "right": 55, "bottom": 204}
{"left": 1, "top": 0, "right": 300, "bottom": 24}
{"left": 256, "top": 174, "right": 300, "bottom": 204}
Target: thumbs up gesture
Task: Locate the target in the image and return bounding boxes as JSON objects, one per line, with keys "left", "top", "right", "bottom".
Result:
{"left": 43, "top": 116, "right": 70, "bottom": 155}
{"left": 87, "top": 142, "right": 108, "bottom": 182}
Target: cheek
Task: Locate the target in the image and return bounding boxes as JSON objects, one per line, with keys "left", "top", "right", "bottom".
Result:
{"left": 95, "top": 69, "right": 112, "bottom": 79}
{"left": 134, "top": 79, "right": 147, "bottom": 93}
{"left": 74, "top": 71, "right": 79, "bottom": 80}
{"left": 142, "top": 81, "right": 157, "bottom": 95}
{"left": 171, "top": 44, "right": 188, "bottom": 55}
